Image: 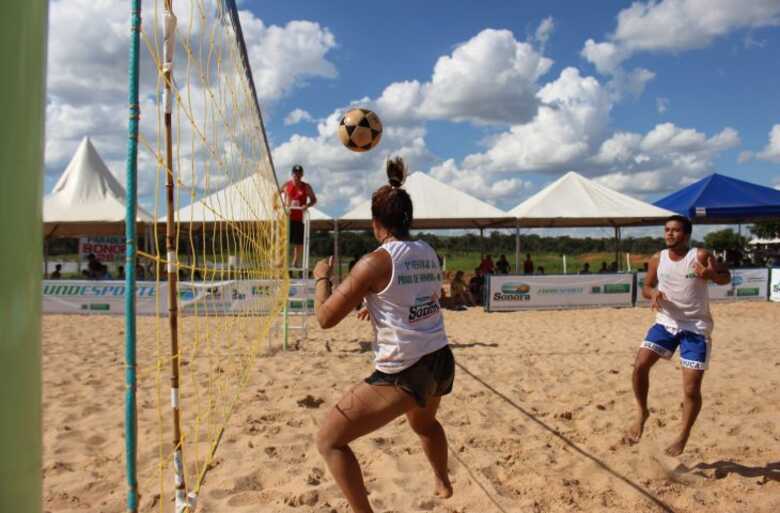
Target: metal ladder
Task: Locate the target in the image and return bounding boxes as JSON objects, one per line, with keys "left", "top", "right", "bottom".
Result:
{"left": 281, "top": 207, "right": 312, "bottom": 350}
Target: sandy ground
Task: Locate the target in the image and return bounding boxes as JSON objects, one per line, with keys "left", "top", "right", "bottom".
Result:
{"left": 42, "top": 302, "right": 779, "bottom": 513}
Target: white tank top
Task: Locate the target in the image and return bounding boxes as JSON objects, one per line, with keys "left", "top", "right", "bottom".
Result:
{"left": 655, "top": 248, "right": 713, "bottom": 335}
{"left": 365, "top": 240, "right": 449, "bottom": 373}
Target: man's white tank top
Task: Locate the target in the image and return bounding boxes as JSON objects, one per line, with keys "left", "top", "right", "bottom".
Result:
{"left": 655, "top": 248, "right": 713, "bottom": 335}
{"left": 365, "top": 240, "right": 449, "bottom": 374}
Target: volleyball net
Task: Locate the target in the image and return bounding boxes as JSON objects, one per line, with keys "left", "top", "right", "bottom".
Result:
{"left": 127, "top": 1, "right": 288, "bottom": 510}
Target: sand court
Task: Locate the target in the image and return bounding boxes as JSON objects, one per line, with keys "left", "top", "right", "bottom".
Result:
{"left": 42, "top": 302, "right": 779, "bottom": 512}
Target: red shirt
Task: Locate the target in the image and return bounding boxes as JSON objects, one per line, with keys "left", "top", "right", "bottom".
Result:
{"left": 284, "top": 180, "right": 309, "bottom": 222}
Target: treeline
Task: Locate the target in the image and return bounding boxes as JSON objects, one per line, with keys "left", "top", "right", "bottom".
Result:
{"left": 311, "top": 231, "right": 678, "bottom": 259}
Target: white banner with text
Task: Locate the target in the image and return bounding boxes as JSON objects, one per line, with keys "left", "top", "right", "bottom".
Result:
{"left": 42, "top": 279, "right": 289, "bottom": 315}
{"left": 486, "top": 274, "right": 634, "bottom": 311}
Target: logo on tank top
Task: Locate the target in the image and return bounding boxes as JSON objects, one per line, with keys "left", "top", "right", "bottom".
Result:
{"left": 408, "top": 295, "right": 440, "bottom": 323}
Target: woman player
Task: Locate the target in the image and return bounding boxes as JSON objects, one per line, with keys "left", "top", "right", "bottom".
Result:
{"left": 311, "top": 157, "right": 455, "bottom": 513}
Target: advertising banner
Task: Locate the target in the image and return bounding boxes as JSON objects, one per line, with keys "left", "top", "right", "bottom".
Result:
{"left": 486, "top": 274, "right": 634, "bottom": 311}
{"left": 43, "top": 280, "right": 160, "bottom": 315}
{"left": 636, "top": 268, "right": 769, "bottom": 305}
{"left": 43, "top": 279, "right": 290, "bottom": 315}
{"left": 771, "top": 268, "right": 780, "bottom": 303}
{"left": 78, "top": 236, "right": 125, "bottom": 264}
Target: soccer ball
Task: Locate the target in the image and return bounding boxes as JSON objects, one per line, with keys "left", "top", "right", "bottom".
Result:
{"left": 338, "top": 108, "right": 382, "bottom": 152}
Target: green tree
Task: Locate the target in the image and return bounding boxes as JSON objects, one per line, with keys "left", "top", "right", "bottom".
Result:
{"left": 749, "top": 220, "right": 780, "bottom": 239}
{"left": 703, "top": 229, "right": 747, "bottom": 252}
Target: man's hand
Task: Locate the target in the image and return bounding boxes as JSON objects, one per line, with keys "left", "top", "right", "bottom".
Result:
{"left": 313, "top": 256, "right": 333, "bottom": 280}
{"left": 650, "top": 289, "right": 666, "bottom": 311}
{"left": 693, "top": 257, "right": 717, "bottom": 281}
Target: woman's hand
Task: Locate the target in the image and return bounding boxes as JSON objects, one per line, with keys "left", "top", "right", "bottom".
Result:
{"left": 356, "top": 307, "right": 371, "bottom": 321}
{"left": 313, "top": 256, "right": 334, "bottom": 280}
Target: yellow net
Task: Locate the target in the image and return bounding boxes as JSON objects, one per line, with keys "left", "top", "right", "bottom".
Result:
{"left": 134, "top": 1, "right": 288, "bottom": 510}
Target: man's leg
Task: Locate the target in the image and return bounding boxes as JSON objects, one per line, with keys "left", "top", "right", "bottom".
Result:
{"left": 666, "top": 368, "right": 704, "bottom": 456}
{"left": 317, "top": 382, "right": 416, "bottom": 513}
{"left": 406, "top": 396, "right": 452, "bottom": 498}
{"left": 625, "top": 348, "right": 661, "bottom": 444}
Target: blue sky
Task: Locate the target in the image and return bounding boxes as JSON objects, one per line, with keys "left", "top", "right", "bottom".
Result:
{"left": 45, "top": 0, "right": 780, "bottom": 219}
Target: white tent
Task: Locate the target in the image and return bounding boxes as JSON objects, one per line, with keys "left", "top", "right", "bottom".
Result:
{"left": 166, "top": 174, "right": 332, "bottom": 230}
{"left": 508, "top": 171, "right": 676, "bottom": 227}
{"left": 339, "top": 171, "right": 511, "bottom": 230}
{"left": 43, "top": 136, "right": 151, "bottom": 236}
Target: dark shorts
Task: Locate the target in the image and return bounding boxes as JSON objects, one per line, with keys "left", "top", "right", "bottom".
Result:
{"left": 289, "top": 219, "right": 304, "bottom": 245}
{"left": 365, "top": 345, "right": 455, "bottom": 407}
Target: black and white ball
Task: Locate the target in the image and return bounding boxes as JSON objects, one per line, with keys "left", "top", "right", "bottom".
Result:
{"left": 338, "top": 108, "right": 382, "bottom": 152}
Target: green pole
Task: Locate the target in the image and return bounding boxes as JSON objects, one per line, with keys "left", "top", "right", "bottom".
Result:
{"left": 125, "top": 1, "right": 141, "bottom": 512}
{"left": 0, "top": 3, "right": 48, "bottom": 513}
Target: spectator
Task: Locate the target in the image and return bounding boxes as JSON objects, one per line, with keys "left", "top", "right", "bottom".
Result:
{"left": 496, "top": 254, "right": 511, "bottom": 274}
{"left": 469, "top": 268, "right": 484, "bottom": 305}
{"left": 479, "top": 254, "right": 495, "bottom": 275}
{"left": 50, "top": 264, "right": 62, "bottom": 279}
{"left": 579, "top": 262, "right": 591, "bottom": 274}
{"left": 135, "top": 263, "right": 146, "bottom": 281}
{"left": 523, "top": 253, "right": 534, "bottom": 275}
{"left": 536, "top": 265, "right": 545, "bottom": 275}
{"left": 86, "top": 253, "right": 102, "bottom": 279}
{"left": 81, "top": 270, "right": 90, "bottom": 279}
{"left": 609, "top": 261, "right": 618, "bottom": 272}
{"left": 116, "top": 265, "right": 125, "bottom": 280}
{"left": 450, "top": 271, "right": 474, "bottom": 308}
{"left": 598, "top": 261, "right": 609, "bottom": 273}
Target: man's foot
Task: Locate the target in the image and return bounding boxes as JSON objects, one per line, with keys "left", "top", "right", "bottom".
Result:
{"left": 664, "top": 434, "right": 689, "bottom": 456}
{"left": 623, "top": 409, "right": 649, "bottom": 445}
{"left": 434, "top": 477, "right": 453, "bottom": 498}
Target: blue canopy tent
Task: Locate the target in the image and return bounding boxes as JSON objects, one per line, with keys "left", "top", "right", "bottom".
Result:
{"left": 654, "top": 173, "right": 780, "bottom": 223}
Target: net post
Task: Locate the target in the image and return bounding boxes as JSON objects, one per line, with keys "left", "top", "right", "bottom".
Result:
{"left": 124, "top": 1, "right": 141, "bottom": 512}
{"left": 0, "top": 3, "right": 47, "bottom": 513}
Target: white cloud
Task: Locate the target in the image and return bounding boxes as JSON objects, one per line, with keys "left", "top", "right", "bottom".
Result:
{"left": 284, "top": 108, "right": 314, "bottom": 126}
{"left": 375, "top": 29, "right": 553, "bottom": 125}
{"left": 534, "top": 17, "right": 555, "bottom": 49}
{"left": 737, "top": 150, "right": 754, "bottom": 164}
{"left": 238, "top": 15, "right": 337, "bottom": 101}
{"left": 581, "top": 39, "right": 628, "bottom": 75}
{"left": 460, "top": 67, "right": 612, "bottom": 174}
{"left": 429, "top": 159, "right": 530, "bottom": 203}
{"left": 656, "top": 97, "right": 670, "bottom": 113}
{"left": 582, "top": 0, "right": 780, "bottom": 73}
{"left": 590, "top": 124, "right": 740, "bottom": 194}
{"left": 756, "top": 124, "right": 780, "bottom": 163}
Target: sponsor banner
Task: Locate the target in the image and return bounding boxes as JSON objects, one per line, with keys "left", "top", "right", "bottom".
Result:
{"left": 486, "top": 274, "right": 634, "bottom": 311}
{"left": 79, "top": 236, "right": 125, "bottom": 264}
{"left": 43, "top": 279, "right": 288, "bottom": 315}
{"left": 43, "top": 280, "right": 159, "bottom": 315}
{"left": 769, "top": 268, "right": 780, "bottom": 302}
{"left": 637, "top": 268, "right": 769, "bottom": 305}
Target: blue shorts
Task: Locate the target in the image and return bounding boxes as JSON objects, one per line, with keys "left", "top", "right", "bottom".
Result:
{"left": 641, "top": 324, "right": 711, "bottom": 370}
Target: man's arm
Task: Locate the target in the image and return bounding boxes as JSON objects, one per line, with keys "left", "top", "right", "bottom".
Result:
{"left": 280, "top": 181, "right": 291, "bottom": 207}
{"left": 306, "top": 183, "right": 317, "bottom": 209}
{"left": 642, "top": 252, "right": 662, "bottom": 303}
{"left": 695, "top": 249, "right": 731, "bottom": 285}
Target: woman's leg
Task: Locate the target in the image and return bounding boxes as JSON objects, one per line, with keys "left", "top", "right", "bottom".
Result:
{"left": 317, "top": 382, "right": 417, "bottom": 513}
{"left": 406, "top": 396, "right": 452, "bottom": 498}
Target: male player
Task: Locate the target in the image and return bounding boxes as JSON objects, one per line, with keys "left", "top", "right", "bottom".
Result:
{"left": 626, "top": 215, "right": 730, "bottom": 456}
{"left": 282, "top": 165, "right": 317, "bottom": 271}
